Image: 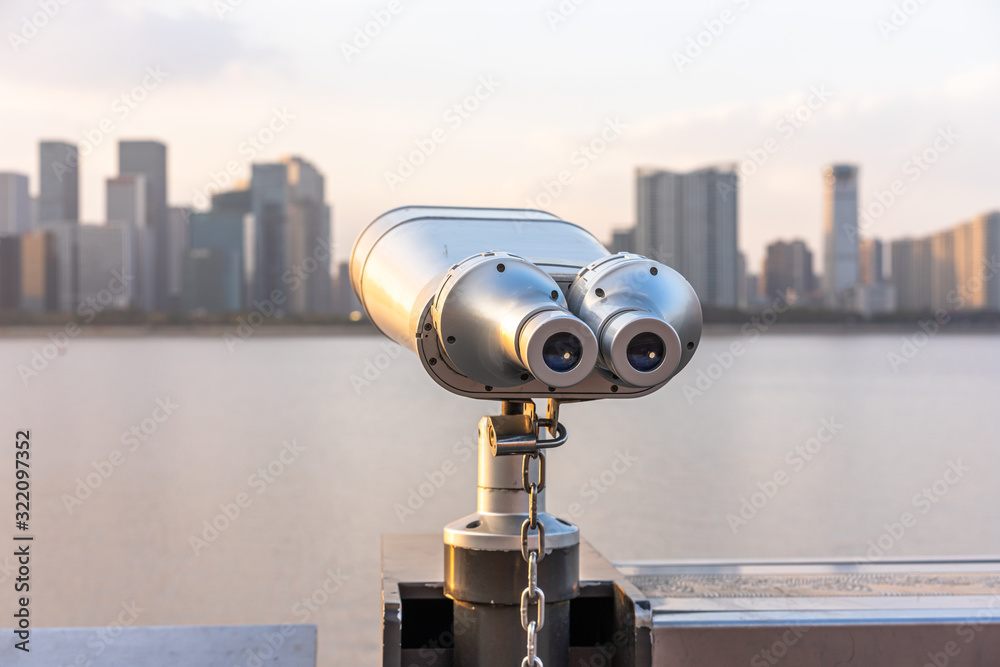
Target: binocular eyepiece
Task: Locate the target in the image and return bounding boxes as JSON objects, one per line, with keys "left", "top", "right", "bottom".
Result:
{"left": 433, "top": 252, "right": 599, "bottom": 389}
{"left": 351, "top": 206, "right": 701, "bottom": 400}
{"left": 567, "top": 253, "right": 689, "bottom": 389}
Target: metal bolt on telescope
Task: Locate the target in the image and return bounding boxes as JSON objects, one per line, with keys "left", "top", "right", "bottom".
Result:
{"left": 351, "top": 206, "right": 702, "bottom": 667}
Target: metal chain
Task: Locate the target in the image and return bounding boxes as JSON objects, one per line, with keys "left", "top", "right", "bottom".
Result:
{"left": 520, "top": 451, "right": 545, "bottom": 667}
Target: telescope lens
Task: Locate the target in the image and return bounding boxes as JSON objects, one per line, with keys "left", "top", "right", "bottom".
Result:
{"left": 626, "top": 332, "right": 665, "bottom": 372}
{"left": 542, "top": 332, "right": 583, "bottom": 373}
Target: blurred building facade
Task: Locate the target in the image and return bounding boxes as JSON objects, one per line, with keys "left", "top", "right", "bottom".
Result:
{"left": 762, "top": 239, "right": 815, "bottom": 304}
{"left": 77, "top": 224, "right": 135, "bottom": 311}
{"left": 184, "top": 210, "right": 246, "bottom": 314}
{"left": 106, "top": 174, "right": 155, "bottom": 311}
{"left": 19, "top": 231, "right": 58, "bottom": 312}
{"left": 635, "top": 165, "right": 739, "bottom": 308}
{"left": 39, "top": 141, "right": 79, "bottom": 225}
{"left": 120, "top": 140, "right": 169, "bottom": 310}
{"left": 608, "top": 227, "right": 635, "bottom": 254}
{"left": 855, "top": 237, "right": 895, "bottom": 315}
{"left": 0, "top": 236, "right": 22, "bottom": 309}
{"left": 859, "top": 238, "right": 884, "bottom": 285}
{"left": 332, "top": 261, "right": 362, "bottom": 317}
{"left": 889, "top": 211, "right": 999, "bottom": 312}
{"left": 0, "top": 173, "right": 32, "bottom": 236}
{"left": 251, "top": 156, "right": 332, "bottom": 314}
{"left": 166, "top": 207, "right": 190, "bottom": 311}
{"left": 821, "top": 164, "right": 860, "bottom": 308}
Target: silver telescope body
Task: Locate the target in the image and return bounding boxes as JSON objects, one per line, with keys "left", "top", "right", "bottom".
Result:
{"left": 350, "top": 206, "right": 702, "bottom": 400}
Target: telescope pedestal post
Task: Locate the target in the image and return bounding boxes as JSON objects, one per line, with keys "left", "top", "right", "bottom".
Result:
{"left": 443, "top": 401, "right": 579, "bottom": 667}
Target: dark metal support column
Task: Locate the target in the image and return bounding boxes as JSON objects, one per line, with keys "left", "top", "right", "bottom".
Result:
{"left": 442, "top": 401, "right": 579, "bottom": 667}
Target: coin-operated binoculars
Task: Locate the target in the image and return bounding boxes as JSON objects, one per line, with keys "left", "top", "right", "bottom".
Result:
{"left": 351, "top": 207, "right": 702, "bottom": 667}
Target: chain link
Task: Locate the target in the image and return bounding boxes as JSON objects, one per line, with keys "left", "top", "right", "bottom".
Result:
{"left": 519, "top": 451, "right": 546, "bottom": 667}
{"left": 522, "top": 450, "right": 546, "bottom": 494}
{"left": 520, "top": 557, "right": 545, "bottom": 630}
{"left": 521, "top": 620, "right": 541, "bottom": 667}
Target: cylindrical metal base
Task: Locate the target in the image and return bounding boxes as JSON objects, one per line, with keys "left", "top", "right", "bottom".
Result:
{"left": 446, "top": 543, "right": 578, "bottom": 667}
{"left": 453, "top": 600, "right": 571, "bottom": 667}
{"left": 445, "top": 543, "right": 579, "bottom": 604}
{"left": 445, "top": 402, "right": 580, "bottom": 667}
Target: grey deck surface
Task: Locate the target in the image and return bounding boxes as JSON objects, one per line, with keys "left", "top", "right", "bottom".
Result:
{"left": 616, "top": 558, "right": 1000, "bottom": 665}
{"left": 616, "top": 557, "right": 1000, "bottom": 614}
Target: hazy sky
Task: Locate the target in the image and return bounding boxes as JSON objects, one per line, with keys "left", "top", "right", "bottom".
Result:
{"left": 1, "top": 0, "right": 997, "bottom": 270}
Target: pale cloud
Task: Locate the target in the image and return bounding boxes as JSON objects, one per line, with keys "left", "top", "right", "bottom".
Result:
{"left": 1, "top": 0, "right": 286, "bottom": 88}
{"left": 938, "top": 62, "right": 1000, "bottom": 102}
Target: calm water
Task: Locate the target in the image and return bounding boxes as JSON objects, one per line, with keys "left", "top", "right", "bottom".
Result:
{"left": 1, "top": 332, "right": 998, "bottom": 664}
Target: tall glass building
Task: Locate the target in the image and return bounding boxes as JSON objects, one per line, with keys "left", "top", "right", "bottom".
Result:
{"left": 39, "top": 141, "right": 79, "bottom": 224}
{"left": 119, "top": 140, "right": 168, "bottom": 309}
{"left": 636, "top": 165, "right": 739, "bottom": 308}
{"left": 821, "top": 164, "right": 860, "bottom": 307}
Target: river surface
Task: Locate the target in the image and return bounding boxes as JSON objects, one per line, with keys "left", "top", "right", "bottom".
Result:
{"left": 1, "top": 332, "right": 998, "bottom": 664}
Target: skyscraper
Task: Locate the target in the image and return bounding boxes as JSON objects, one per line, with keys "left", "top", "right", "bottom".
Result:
{"left": 77, "top": 224, "right": 135, "bottom": 311}
{"left": 39, "top": 141, "right": 79, "bottom": 224}
{"left": 37, "top": 222, "right": 78, "bottom": 312}
{"left": 19, "top": 231, "right": 58, "bottom": 312}
{"left": 887, "top": 211, "right": 999, "bottom": 313}
{"left": 250, "top": 156, "right": 332, "bottom": 314}
{"left": 608, "top": 227, "right": 635, "bottom": 254}
{"left": 858, "top": 238, "right": 884, "bottom": 285}
{"left": 285, "top": 156, "right": 332, "bottom": 314}
{"left": 119, "top": 140, "right": 168, "bottom": 309}
{"left": 857, "top": 237, "right": 895, "bottom": 315}
{"left": 763, "top": 239, "right": 815, "bottom": 304}
{"left": 0, "top": 173, "right": 31, "bottom": 236}
{"left": 930, "top": 228, "right": 957, "bottom": 309}
{"left": 166, "top": 207, "right": 190, "bottom": 311}
{"left": 890, "top": 237, "right": 932, "bottom": 312}
{"left": 210, "top": 187, "right": 254, "bottom": 306}
{"left": 736, "top": 251, "right": 748, "bottom": 309}
{"left": 185, "top": 210, "right": 246, "bottom": 313}
{"left": 184, "top": 248, "right": 240, "bottom": 315}
{"left": 821, "top": 164, "right": 860, "bottom": 307}
{"left": 332, "top": 261, "right": 362, "bottom": 317}
{"left": 106, "top": 175, "right": 147, "bottom": 227}
{"left": 211, "top": 188, "right": 251, "bottom": 217}
{"left": 0, "top": 236, "right": 22, "bottom": 309}
{"left": 955, "top": 211, "right": 1000, "bottom": 311}
{"left": 250, "top": 162, "right": 289, "bottom": 304}
{"left": 107, "top": 175, "right": 154, "bottom": 311}
{"left": 635, "top": 165, "right": 738, "bottom": 308}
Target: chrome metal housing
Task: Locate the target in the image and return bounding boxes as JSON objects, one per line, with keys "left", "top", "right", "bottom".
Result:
{"left": 351, "top": 207, "right": 702, "bottom": 399}
{"left": 432, "top": 252, "right": 598, "bottom": 388}
{"left": 567, "top": 253, "right": 702, "bottom": 388}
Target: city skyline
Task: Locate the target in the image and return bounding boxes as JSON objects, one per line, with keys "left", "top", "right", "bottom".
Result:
{"left": 1, "top": 1, "right": 997, "bottom": 270}
{"left": 4, "top": 133, "right": 995, "bottom": 271}
{"left": 2, "top": 134, "right": 997, "bottom": 319}
{"left": 0, "top": 137, "right": 339, "bottom": 319}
